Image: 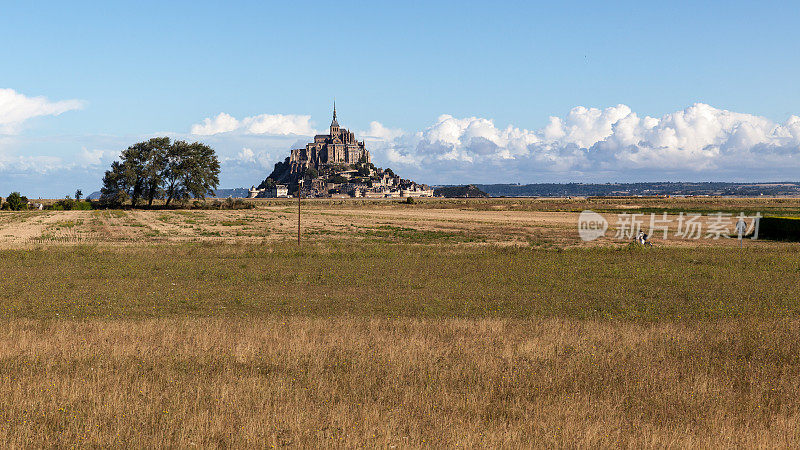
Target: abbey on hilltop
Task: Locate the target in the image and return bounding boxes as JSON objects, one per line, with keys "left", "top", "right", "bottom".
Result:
{"left": 250, "top": 104, "right": 432, "bottom": 199}
{"left": 290, "top": 102, "right": 371, "bottom": 171}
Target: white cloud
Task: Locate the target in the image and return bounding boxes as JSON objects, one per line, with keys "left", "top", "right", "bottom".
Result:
{"left": 385, "top": 146, "right": 422, "bottom": 166}
{"left": 0, "top": 88, "right": 84, "bottom": 134}
{"left": 0, "top": 154, "right": 68, "bottom": 174}
{"left": 218, "top": 147, "right": 278, "bottom": 171}
{"left": 369, "top": 103, "right": 800, "bottom": 180}
{"left": 237, "top": 147, "right": 256, "bottom": 163}
{"left": 76, "top": 147, "right": 114, "bottom": 167}
{"left": 191, "top": 112, "right": 315, "bottom": 136}
{"left": 190, "top": 112, "right": 239, "bottom": 135}
{"left": 243, "top": 114, "right": 315, "bottom": 135}
{"left": 360, "top": 121, "right": 404, "bottom": 141}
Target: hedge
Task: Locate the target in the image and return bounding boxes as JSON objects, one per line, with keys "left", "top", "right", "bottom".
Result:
{"left": 758, "top": 216, "right": 800, "bottom": 242}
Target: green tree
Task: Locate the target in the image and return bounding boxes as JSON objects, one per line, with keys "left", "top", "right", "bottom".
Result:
{"left": 163, "top": 141, "right": 189, "bottom": 206}
{"left": 129, "top": 137, "right": 169, "bottom": 206}
{"left": 75, "top": 189, "right": 83, "bottom": 201}
{"left": 107, "top": 138, "right": 168, "bottom": 206}
{"left": 262, "top": 177, "right": 276, "bottom": 190}
{"left": 100, "top": 138, "right": 219, "bottom": 208}
{"left": 164, "top": 141, "right": 220, "bottom": 206}
{"left": 305, "top": 167, "right": 319, "bottom": 180}
{"left": 99, "top": 161, "right": 130, "bottom": 207}
{"left": 5, "top": 192, "right": 28, "bottom": 211}
{"left": 328, "top": 174, "right": 348, "bottom": 184}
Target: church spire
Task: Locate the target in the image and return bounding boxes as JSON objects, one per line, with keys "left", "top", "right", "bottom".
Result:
{"left": 330, "top": 100, "right": 339, "bottom": 129}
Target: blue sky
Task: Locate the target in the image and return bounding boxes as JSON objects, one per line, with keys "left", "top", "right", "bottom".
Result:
{"left": 2, "top": 1, "right": 800, "bottom": 197}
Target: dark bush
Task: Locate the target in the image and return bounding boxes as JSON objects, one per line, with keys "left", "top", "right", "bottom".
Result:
{"left": 189, "top": 198, "right": 254, "bottom": 210}
{"left": 51, "top": 199, "right": 93, "bottom": 211}
{"left": 328, "top": 174, "right": 348, "bottom": 185}
{"left": 4, "top": 192, "right": 28, "bottom": 211}
{"left": 758, "top": 216, "right": 800, "bottom": 242}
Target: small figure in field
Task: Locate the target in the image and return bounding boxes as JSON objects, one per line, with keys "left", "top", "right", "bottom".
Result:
{"left": 635, "top": 230, "right": 652, "bottom": 246}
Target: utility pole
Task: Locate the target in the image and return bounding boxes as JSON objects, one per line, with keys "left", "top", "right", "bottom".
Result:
{"left": 297, "top": 178, "right": 303, "bottom": 246}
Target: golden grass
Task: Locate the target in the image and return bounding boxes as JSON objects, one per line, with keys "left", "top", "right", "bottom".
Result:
{"left": 1, "top": 199, "right": 800, "bottom": 446}
{"left": 1, "top": 317, "right": 798, "bottom": 447}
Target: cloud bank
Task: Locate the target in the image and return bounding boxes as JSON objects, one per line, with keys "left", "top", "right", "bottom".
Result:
{"left": 190, "top": 112, "right": 316, "bottom": 136}
{"left": 0, "top": 88, "right": 84, "bottom": 134}
{"left": 0, "top": 153, "right": 67, "bottom": 174}
{"left": 4, "top": 102, "right": 800, "bottom": 197}
{"left": 364, "top": 103, "right": 800, "bottom": 182}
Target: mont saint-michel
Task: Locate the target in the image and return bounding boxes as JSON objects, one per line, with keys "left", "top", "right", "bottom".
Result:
{"left": 249, "top": 105, "right": 433, "bottom": 198}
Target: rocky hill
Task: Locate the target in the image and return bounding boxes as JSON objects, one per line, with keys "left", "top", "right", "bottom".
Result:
{"left": 433, "top": 185, "right": 488, "bottom": 198}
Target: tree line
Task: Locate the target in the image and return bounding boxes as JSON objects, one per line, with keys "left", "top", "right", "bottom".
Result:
{"left": 101, "top": 137, "right": 220, "bottom": 207}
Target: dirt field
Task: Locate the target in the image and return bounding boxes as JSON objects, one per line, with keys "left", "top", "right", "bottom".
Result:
{"left": 1, "top": 197, "right": 793, "bottom": 249}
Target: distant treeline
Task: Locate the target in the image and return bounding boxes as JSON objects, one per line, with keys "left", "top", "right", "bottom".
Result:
{"left": 466, "top": 182, "right": 800, "bottom": 197}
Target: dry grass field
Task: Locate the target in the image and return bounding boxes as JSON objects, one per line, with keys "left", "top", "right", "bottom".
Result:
{"left": 1, "top": 197, "right": 799, "bottom": 447}
{"left": 2, "top": 318, "right": 799, "bottom": 447}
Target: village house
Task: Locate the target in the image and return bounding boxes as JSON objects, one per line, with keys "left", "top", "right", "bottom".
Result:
{"left": 248, "top": 184, "right": 288, "bottom": 198}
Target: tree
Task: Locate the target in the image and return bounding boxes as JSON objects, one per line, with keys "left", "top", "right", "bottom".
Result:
{"left": 164, "top": 141, "right": 220, "bottom": 206}
{"left": 162, "top": 141, "right": 189, "bottom": 206}
{"left": 262, "top": 177, "right": 276, "bottom": 190}
{"left": 100, "top": 138, "right": 220, "bottom": 208}
{"left": 181, "top": 141, "right": 219, "bottom": 203}
{"left": 103, "top": 138, "right": 167, "bottom": 207}
{"left": 120, "top": 137, "right": 168, "bottom": 206}
{"left": 5, "top": 192, "right": 28, "bottom": 211}
{"left": 54, "top": 196, "right": 76, "bottom": 210}
{"left": 100, "top": 161, "right": 130, "bottom": 207}
{"left": 75, "top": 189, "right": 83, "bottom": 201}
{"left": 141, "top": 138, "right": 169, "bottom": 206}
{"left": 328, "top": 174, "right": 348, "bottom": 185}
{"left": 305, "top": 167, "right": 319, "bottom": 180}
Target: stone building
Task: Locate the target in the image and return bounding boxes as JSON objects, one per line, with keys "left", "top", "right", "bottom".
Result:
{"left": 248, "top": 184, "right": 288, "bottom": 198}
{"left": 289, "top": 103, "right": 370, "bottom": 173}
{"left": 401, "top": 183, "right": 434, "bottom": 198}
